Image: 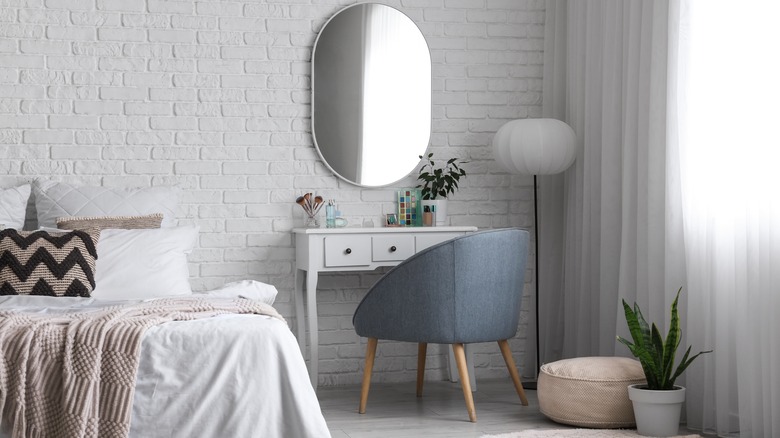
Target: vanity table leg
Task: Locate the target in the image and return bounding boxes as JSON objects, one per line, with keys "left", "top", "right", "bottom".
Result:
{"left": 306, "top": 270, "right": 319, "bottom": 388}
{"left": 294, "top": 269, "right": 306, "bottom": 354}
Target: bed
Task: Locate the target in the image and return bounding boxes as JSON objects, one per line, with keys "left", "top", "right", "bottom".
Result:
{"left": 0, "top": 182, "right": 331, "bottom": 438}
{"left": 0, "top": 292, "right": 330, "bottom": 438}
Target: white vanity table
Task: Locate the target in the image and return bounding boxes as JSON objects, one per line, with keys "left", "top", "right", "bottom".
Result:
{"left": 293, "top": 226, "right": 478, "bottom": 387}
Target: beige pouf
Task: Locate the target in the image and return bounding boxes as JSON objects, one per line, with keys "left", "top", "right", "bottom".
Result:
{"left": 538, "top": 356, "right": 646, "bottom": 428}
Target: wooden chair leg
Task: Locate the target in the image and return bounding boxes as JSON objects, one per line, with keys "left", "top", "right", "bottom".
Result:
{"left": 359, "top": 338, "right": 378, "bottom": 414}
{"left": 498, "top": 339, "right": 529, "bottom": 406}
{"left": 452, "top": 343, "right": 477, "bottom": 422}
{"left": 416, "top": 343, "right": 427, "bottom": 397}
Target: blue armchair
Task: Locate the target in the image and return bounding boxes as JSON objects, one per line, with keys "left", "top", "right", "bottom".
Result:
{"left": 352, "top": 228, "right": 530, "bottom": 422}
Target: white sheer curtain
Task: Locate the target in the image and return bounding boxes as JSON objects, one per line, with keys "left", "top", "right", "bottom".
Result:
{"left": 674, "top": 1, "right": 780, "bottom": 435}
{"left": 541, "top": 0, "right": 779, "bottom": 435}
{"left": 539, "top": 0, "right": 683, "bottom": 363}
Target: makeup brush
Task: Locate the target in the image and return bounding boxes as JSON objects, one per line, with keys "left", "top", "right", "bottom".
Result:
{"left": 312, "top": 196, "right": 324, "bottom": 214}
{"left": 296, "top": 196, "right": 311, "bottom": 214}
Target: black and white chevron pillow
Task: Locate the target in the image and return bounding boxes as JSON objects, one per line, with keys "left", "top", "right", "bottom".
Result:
{"left": 0, "top": 229, "right": 98, "bottom": 297}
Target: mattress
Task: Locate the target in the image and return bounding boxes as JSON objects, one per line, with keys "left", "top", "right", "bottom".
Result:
{"left": 0, "top": 294, "right": 331, "bottom": 438}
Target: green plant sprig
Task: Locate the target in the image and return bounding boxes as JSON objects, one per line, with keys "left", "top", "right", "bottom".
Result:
{"left": 416, "top": 152, "right": 467, "bottom": 200}
{"left": 617, "top": 287, "right": 712, "bottom": 390}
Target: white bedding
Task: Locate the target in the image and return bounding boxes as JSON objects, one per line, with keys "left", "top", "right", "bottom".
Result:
{"left": 0, "top": 294, "right": 330, "bottom": 438}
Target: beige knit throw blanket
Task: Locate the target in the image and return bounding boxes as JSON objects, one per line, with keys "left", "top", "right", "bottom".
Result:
{"left": 0, "top": 297, "right": 284, "bottom": 438}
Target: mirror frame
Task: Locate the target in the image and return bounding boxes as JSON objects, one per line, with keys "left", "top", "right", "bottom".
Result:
{"left": 311, "top": 3, "right": 432, "bottom": 187}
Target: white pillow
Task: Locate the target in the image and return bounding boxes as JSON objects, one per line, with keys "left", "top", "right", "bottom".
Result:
{"left": 0, "top": 185, "right": 31, "bottom": 229}
{"left": 199, "top": 280, "right": 279, "bottom": 305}
{"left": 33, "top": 180, "right": 179, "bottom": 228}
{"left": 91, "top": 226, "right": 198, "bottom": 300}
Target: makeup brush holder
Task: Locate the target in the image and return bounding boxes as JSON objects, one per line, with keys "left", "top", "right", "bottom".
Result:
{"left": 304, "top": 213, "right": 320, "bottom": 228}
{"left": 295, "top": 192, "right": 324, "bottom": 228}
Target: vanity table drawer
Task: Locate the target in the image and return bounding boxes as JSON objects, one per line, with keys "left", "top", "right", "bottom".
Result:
{"left": 324, "top": 236, "right": 371, "bottom": 267}
{"left": 372, "top": 235, "right": 415, "bottom": 262}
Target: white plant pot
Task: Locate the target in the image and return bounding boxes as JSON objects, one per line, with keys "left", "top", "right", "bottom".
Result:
{"left": 421, "top": 199, "right": 448, "bottom": 226}
{"left": 628, "top": 384, "right": 686, "bottom": 437}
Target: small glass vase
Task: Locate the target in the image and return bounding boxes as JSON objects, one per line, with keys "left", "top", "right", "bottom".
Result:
{"left": 304, "top": 215, "right": 320, "bottom": 228}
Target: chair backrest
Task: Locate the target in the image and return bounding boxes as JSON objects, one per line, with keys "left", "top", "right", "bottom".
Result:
{"left": 353, "top": 228, "right": 530, "bottom": 344}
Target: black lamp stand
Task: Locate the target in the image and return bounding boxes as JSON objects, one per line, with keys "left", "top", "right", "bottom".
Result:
{"left": 522, "top": 175, "right": 541, "bottom": 391}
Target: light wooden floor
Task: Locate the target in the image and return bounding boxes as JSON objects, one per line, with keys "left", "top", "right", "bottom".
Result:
{"left": 318, "top": 379, "right": 568, "bottom": 438}
{"left": 317, "top": 379, "right": 705, "bottom": 438}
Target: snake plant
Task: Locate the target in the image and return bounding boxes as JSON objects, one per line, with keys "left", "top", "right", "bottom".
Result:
{"left": 617, "top": 287, "right": 712, "bottom": 390}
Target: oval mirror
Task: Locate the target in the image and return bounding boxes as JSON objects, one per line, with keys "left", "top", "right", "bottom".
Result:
{"left": 312, "top": 3, "right": 431, "bottom": 187}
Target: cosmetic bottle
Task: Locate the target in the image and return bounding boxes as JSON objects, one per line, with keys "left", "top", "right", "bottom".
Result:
{"left": 325, "top": 200, "right": 336, "bottom": 228}
{"left": 430, "top": 205, "right": 437, "bottom": 227}
{"left": 423, "top": 205, "right": 432, "bottom": 226}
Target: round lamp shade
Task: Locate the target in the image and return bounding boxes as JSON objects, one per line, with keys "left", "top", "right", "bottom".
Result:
{"left": 492, "top": 118, "right": 577, "bottom": 175}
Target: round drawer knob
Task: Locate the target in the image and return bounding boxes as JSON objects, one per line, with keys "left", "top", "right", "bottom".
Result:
{"left": 345, "top": 248, "right": 352, "bottom": 254}
{"left": 390, "top": 246, "right": 397, "bottom": 252}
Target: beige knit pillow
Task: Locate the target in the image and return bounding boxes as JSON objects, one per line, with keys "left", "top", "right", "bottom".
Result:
{"left": 56, "top": 213, "right": 163, "bottom": 231}
{"left": 538, "top": 356, "right": 646, "bottom": 428}
{"left": 0, "top": 229, "right": 98, "bottom": 297}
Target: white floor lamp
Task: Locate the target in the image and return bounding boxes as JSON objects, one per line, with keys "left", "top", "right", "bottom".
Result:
{"left": 492, "top": 118, "right": 577, "bottom": 389}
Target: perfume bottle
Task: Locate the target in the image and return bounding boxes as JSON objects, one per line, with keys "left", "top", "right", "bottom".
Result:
{"left": 325, "top": 200, "right": 336, "bottom": 228}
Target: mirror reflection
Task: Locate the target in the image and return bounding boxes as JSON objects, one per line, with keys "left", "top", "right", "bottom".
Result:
{"left": 313, "top": 3, "right": 431, "bottom": 187}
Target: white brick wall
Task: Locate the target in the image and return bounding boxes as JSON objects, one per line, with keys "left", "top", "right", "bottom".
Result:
{"left": 0, "top": 0, "right": 543, "bottom": 386}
